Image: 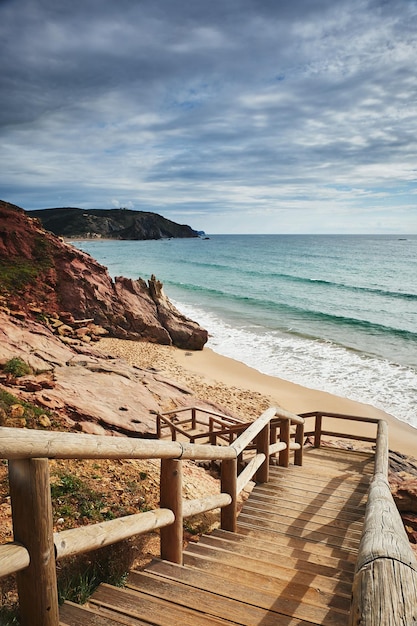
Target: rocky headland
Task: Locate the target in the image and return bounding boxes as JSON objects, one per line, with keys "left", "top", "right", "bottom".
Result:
{"left": 28, "top": 206, "right": 199, "bottom": 240}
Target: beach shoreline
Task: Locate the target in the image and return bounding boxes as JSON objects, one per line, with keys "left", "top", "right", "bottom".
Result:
{"left": 97, "top": 338, "right": 417, "bottom": 458}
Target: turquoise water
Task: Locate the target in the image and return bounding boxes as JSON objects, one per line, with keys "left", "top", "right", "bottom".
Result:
{"left": 74, "top": 235, "right": 417, "bottom": 428}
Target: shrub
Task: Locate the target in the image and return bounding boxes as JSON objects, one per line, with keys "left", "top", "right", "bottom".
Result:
{"left": 3, "top": 358, "right": 31, "bottom": 378}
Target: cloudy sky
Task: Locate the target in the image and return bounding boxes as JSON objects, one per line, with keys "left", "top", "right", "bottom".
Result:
{"left": 1, "top": 0, "right": 417, "bottom": 233}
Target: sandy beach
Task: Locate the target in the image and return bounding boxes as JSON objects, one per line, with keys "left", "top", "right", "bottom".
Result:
{"left": 98, "top": 338, "right": 417, "bottom": 458}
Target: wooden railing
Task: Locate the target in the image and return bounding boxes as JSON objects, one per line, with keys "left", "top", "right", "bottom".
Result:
{"left": 156, "top": 405, "right": 248, "bottom": 444}
{"left": 302, "top": 410, "right": 417, "bottom": 624}
{"left": 0, "top": 406, "right": 304, "bottom": 626}
{"left": 349, "top": 420, "right": 417, "bottom": 625}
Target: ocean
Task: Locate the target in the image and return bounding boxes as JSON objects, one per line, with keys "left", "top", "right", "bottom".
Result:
{"left": 73, "top": 235, "right": 417, "bottom": 429}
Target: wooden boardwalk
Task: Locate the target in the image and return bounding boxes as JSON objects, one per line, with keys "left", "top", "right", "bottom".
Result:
{"left": 59, "top": 446, "right": 374, "bottom": 625}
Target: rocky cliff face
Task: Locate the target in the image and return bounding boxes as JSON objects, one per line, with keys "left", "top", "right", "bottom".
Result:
{"left": 28, "top": 206, "right": 199, "bottom": 240}
{"left": 0, "top": 200, "right": 207, "bottom": 350}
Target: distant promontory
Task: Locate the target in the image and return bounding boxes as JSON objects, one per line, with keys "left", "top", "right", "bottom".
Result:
{"left": 27, "top": 207, "right": 199, "bottom": 240}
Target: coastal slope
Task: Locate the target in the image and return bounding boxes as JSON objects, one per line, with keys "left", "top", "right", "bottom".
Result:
{"left": 0, "top": 200, "right": 207, "bottom": 350}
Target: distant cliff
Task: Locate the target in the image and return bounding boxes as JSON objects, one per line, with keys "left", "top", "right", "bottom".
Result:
{"left": 0, "top": 200, "right": 207, "bottom": 349}
{"left": 28, "top": 207, "right": 199, "bottom": 240}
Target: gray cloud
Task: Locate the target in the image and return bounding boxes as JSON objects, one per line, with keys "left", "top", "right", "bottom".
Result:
{"left": 1, "top": 0, "right": 417, "bottom": 232}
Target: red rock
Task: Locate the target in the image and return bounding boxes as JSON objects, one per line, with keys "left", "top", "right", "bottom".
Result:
{"left": 0, "top": 200, "right": 207, "bottom": 350}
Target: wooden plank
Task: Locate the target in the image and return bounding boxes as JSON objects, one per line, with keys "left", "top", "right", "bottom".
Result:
{"left": 238, "top": 517, "right": 359, "bottom": 553}
{"left": 233, "top": 526, "right": 358, "bottom": 561}
{"left": 237, "top": 512, "right": 362, "bottom": 545}
{"left": 90, "top": 584, "right": 230, "bottom": 626}
{"left": 60, "top": 600, "right": 149, "bottom": 625}
{"left": 128, "top": 569, "right": 349, "bottom": 626}
{"left": 267, "top": 469, "right": 371, "bottom": 489}
{"left": 253, "top": 483, "right": 368, "bottom": 510}
{"left": 247, "top": 492, "right": 364, "bottom": 523}
{"left": 145, "top": 557, "right": 352, "bottom": 610}
{"left": 240, "top": 501, "right": 364, "bottom": 533}
{"left": 182, "top": 544, "right": 352, "bottom": 596}
{"left": 249, "top": 492, "right": 366, "bottom": 520}
{"left": 204, "top": 530, "right": 356, "bottom": 574}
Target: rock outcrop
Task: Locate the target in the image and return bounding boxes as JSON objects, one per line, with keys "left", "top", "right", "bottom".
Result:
{"left": 0, "top": 200, "right": 208, "bottom": 350}
{"left": 0, "top": 311, "right": 213, "bottom": 436}
{"left": 28, "top": 206, "right": 199, "bottom": 240}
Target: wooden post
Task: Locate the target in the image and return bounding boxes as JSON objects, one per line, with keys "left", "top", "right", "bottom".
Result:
{"left": 191, "top": 407, "right": 197, "bottom": 429}
{"left": 8, "top": 458, "right": 59, "bottom": 626}
{"left": 279, "top": 419, "right": 290, "bottom": 467}
{"left": 220, "top": 457, "right": 237, "bottom": 532}
{"left": 294, "top": 423, "right": 304, "bottom": 466}
{"left": 314, "top": 413, "right": 322, "bottom": 448}
{"left": 160, "top": 459, "right": 183, "bottom": 564}
{"left": 255, "top": 423, "right": 270, "bottom": 482}
{"left": 270, "top": 422, "right": 278, "bottom": 461}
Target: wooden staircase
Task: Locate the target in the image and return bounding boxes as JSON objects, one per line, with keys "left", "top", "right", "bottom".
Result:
{"left": 59, "top": 446, "right": 374, "bottom": 625}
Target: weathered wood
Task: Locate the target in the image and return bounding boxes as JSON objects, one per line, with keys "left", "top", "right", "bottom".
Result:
{"left": 314, "top": 413, "right": 322, "bottom": 447}
{"left": 0, "top": 426, "right": 235, "bottom": 461}
{"left": 272, "top": 408, "right": 305, "bottom": 425}
{"left": 220, "top": 457, "right": 237, "bottom": 532}
{"left": 356, "top": 476, "right": 417, "bottom": 570}
{"left": 268, "top": 441, "right": 287, "bottom": 455}
{"left": 278, "top": 419, "right": 290, "bottom": 467}
{"left": 349, "top": 419, "right": 417, "bottom": 625}
{"left": 9, "top": 458, "right": 59, "bottom": 626}
{"left": 232, "top": 407, "right": 277, "bottom": 456}
{"left": 160, "top": 459, "right": 183, "bottom": 564}
{"left": 255, "top": 423, "right": 270, "bottom": 482}
{"left": 236, "top": 453, "right": 266, "bottom": 495}
{"left": 350, "top": 559, "right": 417, "bottom": 625}
{"left": 294, "top": 422, "right": 304, "bottom": 465}
{"left": 182, "top": 493, "right": 231, "bottom": 518}
{"left": 54, "top": 508, "right": 175, "bottom": 559}
{"left": 374, "top": 419, "right": 389, "bottom": 476}
{"left": 0, "top": 542, "right": 30, "bottom": 578}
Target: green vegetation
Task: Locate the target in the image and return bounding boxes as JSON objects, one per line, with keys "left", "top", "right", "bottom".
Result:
{"left": 51, "top": 471, "right": 114, "bottom": 524}
{"left": 0, "top": 388, "right": 56, "bottom": 429}
{"left": 3, "top": 358, "right": 31, "bottom": 378}
{"left": 0, "top": 260, "right": 41, "bottom": 294}
{"left": 0, "top": 607, "right": 20, "bottom": 626}
{"left": 0, "top": 235, "right": 53, "bottom": 297}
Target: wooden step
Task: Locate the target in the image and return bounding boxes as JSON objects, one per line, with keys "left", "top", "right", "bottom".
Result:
{"left": 235, "top": 524, "right": 359, "bottom": 557}
{"left": 60, "top": 600, "right": 146, "bottom": 625}
{"left": 240, "top": 501, "right": 364, "bottom": 533}
{"left": 237, "top": 514, "right": 361, "bottom": 549}
{"left": 183, "top": 543, "right": 352, "bottom": 595}
{"left": 261, "top": 470, "right": 370, "bottom": 492}
{"left": 253, "top": 482, "right": 368, "bottom": 510}
{"left": 129, "top": 567, "right": 349, "bottom": 626}
{"left": 247, "top": 490, "right": 365, "bottom": 521}
{"left": 206, "top": 529, "right": 356, "bottom": 580}
{"left": 89, "top": 583, "right": 231, "bottom": 625}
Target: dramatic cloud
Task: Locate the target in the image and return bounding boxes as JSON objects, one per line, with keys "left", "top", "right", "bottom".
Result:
{"left": 1, "top": 0, "right": 417, "bottom": 232}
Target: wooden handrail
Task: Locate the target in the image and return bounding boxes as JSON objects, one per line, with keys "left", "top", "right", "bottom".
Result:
{"left": 0, "top": 405, "right": 304, "bottom": 625}
{"left": 0, "top": 542, "right": 30, "bottom": 578}
{"left": 349, "top": 419, "right": 417, "bottom": 625}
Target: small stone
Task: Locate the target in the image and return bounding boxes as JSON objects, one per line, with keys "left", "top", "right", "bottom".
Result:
{"left": 56, "top": 517, "right": 65, "bottom": 525}
{"left": 38, "top": 414, "right": 51, "bottom": 428}
{"left": 10, "top": 404, "right": 25, "bottom": 418}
